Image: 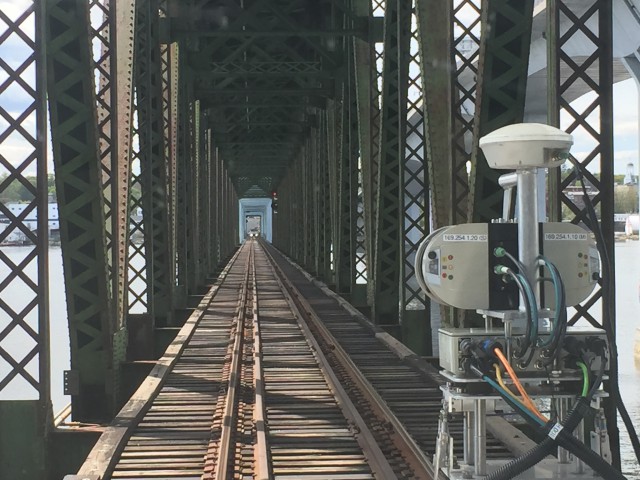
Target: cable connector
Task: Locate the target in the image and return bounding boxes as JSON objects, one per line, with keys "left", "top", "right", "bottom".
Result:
{"left": 494, "top": 246, "right": 507, "bottom": 258}
{"left": 479, "top": 339, "right": 503, "bottom": 357}
{"left": 494, "top": 264, "right": 509, "bottom": 275}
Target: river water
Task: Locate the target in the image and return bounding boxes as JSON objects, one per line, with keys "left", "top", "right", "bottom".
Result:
{"left": 612, "top": 240, "right": 640, "bottom": 478}
{"left": 0, "top": 242, "right": 638, "bottom": 476}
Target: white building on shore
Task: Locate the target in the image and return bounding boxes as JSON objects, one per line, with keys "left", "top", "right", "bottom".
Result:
{"left": 0, "top": 203, "right": 60, "bottom": 244}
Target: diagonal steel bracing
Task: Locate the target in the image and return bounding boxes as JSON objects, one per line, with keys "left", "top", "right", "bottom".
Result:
{"left": 547, "top": 0, "right": 618, "bottom": 464}
{"left": 372, "top": 0, "right": 411, "bottom": 327}
{"left": 0, "top": 9, "right": 51, "bottom": 465}
{"left": 90, "top": 0, "right": 136, "bottom": 334}
{"left": 45, "top": 0, "right": 115, "bottom": 422}
{"left": 469, "top": 0, "right": 535, "bottom": 223}
{"left": 135, "top": 0, "right": 174, "bottom": 324}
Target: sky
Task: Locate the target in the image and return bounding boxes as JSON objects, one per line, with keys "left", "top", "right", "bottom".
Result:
{"left": 0, "top": 1, "right": 638, "bottom": 180}
{"left": 567, "top": 78, "right": 639, "bottom": 176}
{"left": 613, "top": 78, "right": 640, "bottom": 176}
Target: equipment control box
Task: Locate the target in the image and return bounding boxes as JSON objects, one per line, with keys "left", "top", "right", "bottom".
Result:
{"left": 438, "top": 326, "right": 608, "bottom": 379}
{"left": 416, "top": 222, "right": 599, "bottom": 310}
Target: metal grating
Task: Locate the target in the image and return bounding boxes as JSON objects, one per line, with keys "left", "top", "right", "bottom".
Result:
{"left": 0, "top": 0, "right": 48, "bottom": 399}
{"left": 127, "top": 100, "right": 148, "bottom": 314}
{"left": 554, "top": 1, "right": 614, "bottom": 330}
{"left": 401, "top": 2, "right": 428, "bottom": 313}
{"left": 451, "top": 0, "right": 480, "bottom": 223}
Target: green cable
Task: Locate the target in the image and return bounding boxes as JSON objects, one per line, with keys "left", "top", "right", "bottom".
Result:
{"left": 515, "top": 272, "right": 539, "bottom": 344}
{"left": 577, "top": 361, "right": 589, "bottom": 397}
{"left": 537, "top": 256, "right": 564, "bottom": 348}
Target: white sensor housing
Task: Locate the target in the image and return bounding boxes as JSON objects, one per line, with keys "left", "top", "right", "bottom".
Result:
{"left": 479, "top": 123, "right": 573, "bottom": 170}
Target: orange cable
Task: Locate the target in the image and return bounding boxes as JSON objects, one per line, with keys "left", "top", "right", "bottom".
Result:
{"left": 494, "top": 348, "right": 548, "bottom": 422}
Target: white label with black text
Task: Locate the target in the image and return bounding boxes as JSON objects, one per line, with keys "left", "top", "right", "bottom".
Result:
{"left": 442, "top": 234, "right": 488, "bottom": 242}
{"left": 544, "top": 233, "right": 588, "bottom": 241}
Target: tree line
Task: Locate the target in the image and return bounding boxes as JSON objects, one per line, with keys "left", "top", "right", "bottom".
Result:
{"left": 0, "top": 172, "right": 636, "bottom": 214}
{"left": 0, "top": 174, "right": 142, "bottom": 205}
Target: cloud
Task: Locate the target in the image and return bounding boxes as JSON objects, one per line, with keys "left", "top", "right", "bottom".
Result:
{"left": 0, "top": 1, "right": 35, "bottom": 37}
{"left": 562, "top": 79, "right": 639, "bottom": 174}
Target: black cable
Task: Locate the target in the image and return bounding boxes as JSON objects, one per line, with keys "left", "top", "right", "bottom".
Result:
{"left": 471, "top": 366, "right": 543, "bottom": 430}
{"left": 569, "top": 157, "right": 640, "bottom": 465}
{"left": 518, "top": 340, "right": 537, "bottom": 369}
{"left": 487, "top": 396, "right": 628, "bottom": 480}
{"left": 586, "top": 340, "right": 607, "bottom": 399}
{"left": 541, "top": 307, "right": 567, "bottom": 368}
{"left": 537, "top": 259, "right": 568, "bottom": 366}
{"left": 501, "top": 267, "right": 536, "bottom": 363}
{"left": 544, "top": 261, "right": 566, "bottom": 349}
{"left": 561, "top": 434, "right": 627, "bottom": 480}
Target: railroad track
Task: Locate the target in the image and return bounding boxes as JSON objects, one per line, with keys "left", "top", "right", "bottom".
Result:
{"left": 260, "top": 241, "right": 513, "bottom": 463}
{"left": 82, "top": 239, "right": 443, "bottom": 479}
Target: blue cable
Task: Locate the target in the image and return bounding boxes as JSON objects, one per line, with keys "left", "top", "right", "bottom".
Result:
{"left": 537, "top": 256, "right": 565, "bottom": 348}
{"left": 482, "top": 375, "right": 545, "bottom": 427}
{"left": 515, "top": 272, "right": 539, "bottom": 344}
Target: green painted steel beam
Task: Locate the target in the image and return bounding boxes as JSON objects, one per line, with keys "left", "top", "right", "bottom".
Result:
{"left": 196, "top": 88, "right": 334, "bottom": 97}
{"left": 469, "top": 0, "right": 535, "bottom": 223}
{"left": 92, "top": 0, "right": 136, "bottom": 336}
{"left": 352, "top": 0, "right": 377, "bottom": 306}
{"left": 415, "top": 0, "right": 453, "bottom": 230}
{"left": 0, "top": 402, "right": 47, "bottom": 479}
{"left": 135, "top": 0, "right": 175, "bottom": 326}
{"left": 45, "top": 0, "right": 115, "bottom": 422}
{"left": 372, "top": 0, "right": 411, "bottom": 326}
{"left": 174, "top": 28, "right": 367, "bottom": 38}
{"left": 547, "top": 0, "right": 618, "bottom": 465}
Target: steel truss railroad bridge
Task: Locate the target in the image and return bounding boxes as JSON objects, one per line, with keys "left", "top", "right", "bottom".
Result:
{"left": 0, "top": 0, "right": 633, "bottom": 478}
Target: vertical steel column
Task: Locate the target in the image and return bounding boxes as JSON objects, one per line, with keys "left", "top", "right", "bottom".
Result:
{"left": 45, "top": 0, "right": 114, "bottom": 421}
{"left": 128, "top": 93, "right": 149, "bottom": 314}
{"left": 300, "top": 142, "right": 308, "bottom": 267}
{"left": 416, "top": 0, "right": 466, "bottom": 329}
{"left": 347, "top": 72, "right": 363, "bottom": 304}
{"left": 186, "top": 100, "right": 202, "bottom": 290}
{"left": 415, "top": 0, "right": 452, "bottom": 229}
{"left": 204, "top": 128, "right": 215, "bottom": 273}
{"left": 548, "top": 0, "right": 618, "bottom": 465}
{"left": 211, "top": 147, "right": 220, "bottom": 266}
{"left": 175, "top": 64, "right": 190, "bottom": 303}
{"left": 353, "top": 0, "right": 378, "bottom": 306}
{"left": 90, "top": 0, "right": 136, "bottom": 335}
{"left": 327, "top": 99, "right": 340, "bottom": 282}
{"left": 293, "top": 156, "right": 304, "bottom": 263}
{"left": 468, "top": 0, "right": 535, "bottom": 223}
{"left": 317, "top": 112, "right": 333, "bottom": 281}
{"left": 282, "top": 167, "right": 293, "bottom": 256}
{"left": 312, "top": 122, "right": 321, "bottom": 275}
{"left": 0, "top": 1, "right": 50, "bottom": 476}
{"left": 219, "top": 162, "right": 227, "bottom": 260}
{"left": 185, "top": 99, "right": 199, "bottom": 292}
{"left": 161, "top": 32, "right": 179, "bottom": 300}
{"left": 396, "top": 0, "right": 431, "bottom": 355}
{"left": 307, "top": 130, "right": 318, "bottom": 275}
{"left": 335, "top": 86, "right": 356, "bottom": 296}
{"left": 213, "top": 151, "right": 221, "bottom": 263}
{"left": 372, "top": 0, "right": 411, "bottom": 327}
{"left": 303, "top": 138, "right": 314, "bottom": 273}
{"left": 135, "top": 0, "right": 174, "bottom": 324}
{"left": 451, "top": 0, "right": 481, "bottom": 226}
{"left": 369, "top": 0, "right": 386, "bottom": 281}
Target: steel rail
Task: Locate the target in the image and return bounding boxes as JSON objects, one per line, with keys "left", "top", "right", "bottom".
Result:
{"left": 259, "top": 243, "right": 399, "bottom": 479}
{"left": 251, "top": 241, "right": 272, "bottom": 480}
{"left": 260, "top": 240, "right": 445, "bottom": 480}
{"left": 214, "top": 242, "right": 254, "bottom": 480}
{"left": 76, "top": 246, "right": 244, "bottom": 478}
